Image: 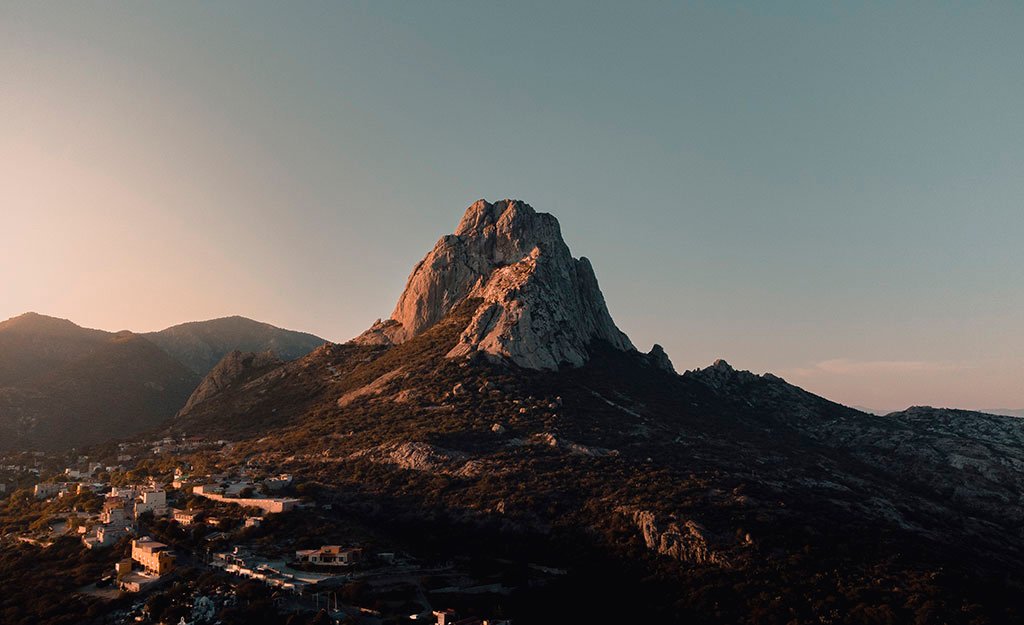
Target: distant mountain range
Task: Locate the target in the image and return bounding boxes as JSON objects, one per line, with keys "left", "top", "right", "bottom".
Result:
{"left": 975, "top": 408, "right": 1024, "bottom": 418}
{"left": 853, "top": 404, "right": 1024, "bottom": 418}
{"left": 142, "top": 316, "right": 323, "bottom": 375}
{"left": 0, "top": 312, "right": 324, "bottom": 450}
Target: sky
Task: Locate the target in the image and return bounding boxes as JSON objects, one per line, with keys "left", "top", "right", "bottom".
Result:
{"left": 2, "top": 2, "right": 1022, "bottom": 412}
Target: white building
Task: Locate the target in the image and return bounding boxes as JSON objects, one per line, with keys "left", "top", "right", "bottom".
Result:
{"left": 294, "top": 546, "right": 363, "bottom": 567}
{"left": 34, "top": 482, "right": 69, "bottom": 499}
{"left": 101, "top": 505, "right": 128, "bottom": 526}
{"left": 84, "top": 523, "right": 129, "bottom": 549}
{"left": 134, "top": 490, "right": 168, "bottom": 517}
{"left": 84, "top": 502, "right": 133, "bottom": 549}
{"left": 173, "top": 508, "right": 201, "bottom": 526}
{"left": 110, "top": 485, "right": 140, "bottom": 499}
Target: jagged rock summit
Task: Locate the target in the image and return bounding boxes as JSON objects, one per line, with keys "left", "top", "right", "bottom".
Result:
{"left": 354, "top": 199, "right": 636, "bottom": 369}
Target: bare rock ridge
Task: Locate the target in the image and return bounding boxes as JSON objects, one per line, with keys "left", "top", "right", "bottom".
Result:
{"left": 354, "top": 199, "right": 637, "bottom": 370}
{"left": 647, "top": 344, "right": 676, "bottom": 373}
{"left": 179, "top": 349, "right": 282, "bottom": 414}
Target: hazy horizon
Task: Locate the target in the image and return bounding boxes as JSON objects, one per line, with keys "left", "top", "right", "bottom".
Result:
{"left": 3, "top": 3, "right": 1023, "bottom": 411}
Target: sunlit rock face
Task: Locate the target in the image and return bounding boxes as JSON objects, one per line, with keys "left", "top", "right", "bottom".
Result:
{"left": 354, "top": 199, "right": 635, "bottom": 369}
{"left": 180, "top": 349, "right": 281, "bottom": 414}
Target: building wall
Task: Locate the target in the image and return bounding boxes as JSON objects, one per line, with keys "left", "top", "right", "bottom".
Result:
{"left": 193, "top": 488, "right": 299, "bottom": 514}
{"left": 131, "top": 540, "right": 174, "bottom": 575}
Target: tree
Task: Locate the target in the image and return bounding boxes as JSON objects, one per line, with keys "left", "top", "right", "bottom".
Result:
{"left": 145, "top": 593, "right": 171, "bottom": 622}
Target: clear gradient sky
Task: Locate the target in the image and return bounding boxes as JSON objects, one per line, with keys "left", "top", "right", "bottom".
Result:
{"left": 2, "top": 3, "right": 1022, "bottom": 412}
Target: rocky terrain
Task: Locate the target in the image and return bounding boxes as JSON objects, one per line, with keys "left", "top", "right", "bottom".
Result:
{"left": 354, "top": 199, "right": 633, "bottom": 369}
{"left": 179, "top": 349, "right": 282, "bottom": 414}
{"left": 172, "top": 200, "right": 1024, "bottom": 623}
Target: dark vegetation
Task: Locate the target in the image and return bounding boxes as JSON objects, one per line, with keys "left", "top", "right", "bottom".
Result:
{"left": 161, "top": 300, "right": 1024, "bottom": 624}
{"left": 0, "top": 536, "right": 122, "bottom": 625}
{"left": 5, "top": 302, "right": 1024, "bottom": 622}
{"left": 142, "top": 315, "right": 325, "bottom": 376}
{"left": 0, "top": 324, "right": 199, "bottom": 450}
{"left": 0, "top": 312, "right": 326, "bottom": 451}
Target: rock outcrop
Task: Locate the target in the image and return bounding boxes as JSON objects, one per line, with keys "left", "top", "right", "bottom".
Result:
{"left": 349, "top": 441, "right": 481, "bottom": 477}
{"left": 180, "top": 349, "right": 282, "bottom": 414}
{"left": 354, "top": 199, "right": 636, "bottom": 370}
{"left": 647, "top": 344, "right": 676, "bottom": 374}
{"left": 687, "top": 359, "right": 746, "bottom": 385}
{"left": 617, "top": 507, "right": 728, "bottom": 566}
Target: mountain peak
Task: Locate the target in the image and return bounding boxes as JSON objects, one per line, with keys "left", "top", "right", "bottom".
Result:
{"left": 143, "top": 316, "right": 325, "bottom": 375}
{"left": 354, "top": 198, "right": 634, "bottom": 369}
{"left": 648, "top": 344, "right": 676, "bottom": 373}
{"left": 0, "top": 312, "right": 83, "bottom": 333}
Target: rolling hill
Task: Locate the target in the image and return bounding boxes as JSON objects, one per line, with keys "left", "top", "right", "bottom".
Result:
{"left": 0, "top": 313, "right": 325, "bottom": 450}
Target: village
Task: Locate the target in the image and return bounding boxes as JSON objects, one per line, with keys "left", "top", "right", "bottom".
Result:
{"left": 0, "top": 437, "right": 534, "bottom": 625}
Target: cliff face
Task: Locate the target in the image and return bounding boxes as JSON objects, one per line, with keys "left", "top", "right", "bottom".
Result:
{"left": 354, "top": 199, "right": 634, "bottom": 369}
{"left": 179, "top": 349, "right": 282, "bottom": 414}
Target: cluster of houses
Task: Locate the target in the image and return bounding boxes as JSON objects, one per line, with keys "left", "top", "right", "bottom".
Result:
{"left": 28, "top": 465, "right": 301, "bottom": 553}
{"left": 0, "top": 452, "right": 48, "bottom": 494}
{"left": 75, "top": 474, "right": 296, "bottom": 551}
{"left": 16, "top": 456, "right": 307, "bottom": 557}
{"left": 32, "top": 457, "right": 142, "bottom": 499}
{"left": 8, "top": 447, "right": 522, "bottom": 624}
{"left": 33, "top": 481, "right": 78, "bottom": 499}
{"left": 81, "top": 483, "right": 168, "bottom": 549}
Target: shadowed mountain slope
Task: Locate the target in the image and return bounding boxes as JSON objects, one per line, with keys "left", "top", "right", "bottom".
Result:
{"left": 170, "top": 200, "right": 1024, "bottom": 623}
{"left": 0, "top": 312, "right": 326, "bottom": 450}
{"left": 143, "top": 315, "right": 325, "bottom": 375}
{"left": 0, "top": 319, "right": 199, "bottom": 450}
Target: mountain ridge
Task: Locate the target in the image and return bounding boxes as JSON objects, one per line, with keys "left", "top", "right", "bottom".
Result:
{"left": 0, "top": 312, "right": 326, "bottom": 449}
{"left": 0, "top": 326, "right": 199, "bottom": 450}
{"left": 143, "top": 315, "right": 325, "bottom": 375}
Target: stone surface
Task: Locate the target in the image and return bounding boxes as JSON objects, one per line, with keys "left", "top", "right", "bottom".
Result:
{"left": 353, "top": 199, "right": 636, "bottom": 370}
{"left": 647, "top": 344, "right": 676, "bottom": 373}
{"left": 618, "top": 507, "right": 728, "bottom": 566}
{"left": 180, "top": 349, "right": 281, "bottom": 414}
